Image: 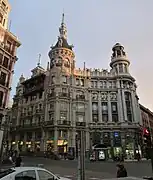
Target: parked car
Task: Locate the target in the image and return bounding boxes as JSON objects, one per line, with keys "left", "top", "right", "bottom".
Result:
{"left": 0, "top": 167, "right": 70, "bottom": 180}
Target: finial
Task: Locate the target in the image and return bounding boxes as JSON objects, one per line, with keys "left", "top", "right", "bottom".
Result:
{"left": 83, "top": 62, "right": 86, "bottom": 70}
{"left": 62, "top": 10, "right": 64, "bottom": 24}
{"left": 47, "top": 62, "right": 50, "bottom": 71}
{"left": 37, "top": 54, "right": 41, "bottom": 66}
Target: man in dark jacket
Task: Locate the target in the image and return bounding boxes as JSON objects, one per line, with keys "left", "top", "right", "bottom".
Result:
{"left": 116, "top": 164, "right": 127, "bottom": 178}
{"left": 15, "top": 154, "right": 22, "bottom": 167}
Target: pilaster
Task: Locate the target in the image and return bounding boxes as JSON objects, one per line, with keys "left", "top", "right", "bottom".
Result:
{"left": 108, "top": 92, "right": 112, "bottom": 122}
{"left": 89, "top": 93, "right": 92, "bottom": 123}
{"left": 54, "top": 127, "right": 58, "bottom": 153}
{"left": 131, "top": 91, "right": 137, "bottom": 123}
{"left": 117, "top": 80, "right": 124, "bottom": 122}
{"left": 122, "top": 89, "right": 128, "bottom": 121}
{"left": 98, "top": 93, "right": 102, "bottom": 122}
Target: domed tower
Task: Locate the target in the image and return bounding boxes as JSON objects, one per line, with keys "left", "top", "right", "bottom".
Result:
{"left": 48, "top": 13, "right": 75, "bottom": 78}
{"left": 110, "top": 43, "right": 130, "bottom": 74}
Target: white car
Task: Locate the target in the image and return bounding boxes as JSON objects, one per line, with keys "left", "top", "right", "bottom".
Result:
{"left": 0, "top": 167, "right": 71, "bottom": 180}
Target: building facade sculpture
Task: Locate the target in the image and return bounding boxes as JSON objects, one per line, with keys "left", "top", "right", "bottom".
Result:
{"left": 8, "top": 14, "right": 143, "bottom": 160}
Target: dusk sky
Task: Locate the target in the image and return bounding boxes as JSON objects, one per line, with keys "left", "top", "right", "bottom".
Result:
{"left": 9, "top": 0, "right": 153, "bottom": 110}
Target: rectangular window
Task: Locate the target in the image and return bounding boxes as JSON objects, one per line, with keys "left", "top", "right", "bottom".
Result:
{"left": 101, "top": 102, "right": 108, "bottom": 112}
{"left": 6, "top": 41, "right": 12, "bottom": 52}
{"left": 0, "top": 72, "right": 6, "bottom": 86}
{"left": 0, "top": 53, "right": 3, "bottom": 65}
{"left": 3, "top": 56, "right": 9, "bottom": 68}
{"left": 119, "top": 64, "right": 123, "bottom": 73}
{"left": 92, "top": 114, "right": 98, "bottom": 122}
{"left": 103, "top": 114, "right": 108, "bottom": 122}
{"left": 0, "top": 91, "right": 3, "bottom": 107}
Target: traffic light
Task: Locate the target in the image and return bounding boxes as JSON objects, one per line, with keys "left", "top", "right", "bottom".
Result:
{"left": 143, "top": 128, "right": 152, "bottom": 148}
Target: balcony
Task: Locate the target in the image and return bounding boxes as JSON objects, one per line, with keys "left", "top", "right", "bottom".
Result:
{"left": 58, "top": 92, "right": 69, "bottom": 98}
{"left": 36, "top": 109, "right": 43, "bottom": 114}
{"left": 44, "top": 121, "right": 54, "bottom": 126}
{"left": 57, "top": 120, "right": 71, "bottom": 126}
{"left": 76, "top": 122, "right": 86, "bottom": 127}
{"left": 0, "top": 5, "right": 7, "bottom": 16}
{"left": 76, "top": 95, "right": 85, "bottom": 101}
{"left": 48, "top": 92, "right": 55, "bottom": 99}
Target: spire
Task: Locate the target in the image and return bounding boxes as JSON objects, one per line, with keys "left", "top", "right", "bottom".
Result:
{"left": 37, "top": 54, "right": 41, "bottom": 66}
{"left": 59, "top": 13, "right": 67, "bottom": 39}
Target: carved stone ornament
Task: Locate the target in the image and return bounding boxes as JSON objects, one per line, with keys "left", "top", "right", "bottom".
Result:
{"left": 92, "top": 93, "right": 98, "bottom": 100}
{"left": 58, "top": 37, "right": 63, "bottom": 47}
{"left": 101, "top": 92, "right": 108, "bottom": 101}
{"left": 110, "top": 92, "right": 117, "bottom": 101}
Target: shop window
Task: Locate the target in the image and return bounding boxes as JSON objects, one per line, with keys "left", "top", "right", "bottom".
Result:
{"left": 3, "top": 56, "right": 9, "bottom": 68}
{"left": 15, "top": 170, "right": 36, "bottom": 180}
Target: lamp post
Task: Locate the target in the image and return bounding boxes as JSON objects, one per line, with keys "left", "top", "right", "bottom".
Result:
{"left": 77, "top": 130, "right": 85, "bottom": 180}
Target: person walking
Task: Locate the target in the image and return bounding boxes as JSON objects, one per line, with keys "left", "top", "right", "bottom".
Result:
{"left": 15, "top": 154, "right": 22, "bottom": 167}
{"left": 116, "top": 164, "right": 128, "bottom": 178}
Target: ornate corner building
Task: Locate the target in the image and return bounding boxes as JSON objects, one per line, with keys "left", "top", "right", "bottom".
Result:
{"left": 0, "top": 0, "right": 21, "bottom": 123}
{"left": 8, "top": 14, "right": 143, "bottom": 160}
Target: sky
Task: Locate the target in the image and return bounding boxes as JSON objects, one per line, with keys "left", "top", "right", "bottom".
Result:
{"left": 8, "top": 0, "right": 153, "bottom": 110}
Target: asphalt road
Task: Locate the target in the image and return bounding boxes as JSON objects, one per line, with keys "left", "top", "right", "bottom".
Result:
{"left": 19, "top": 157, "right": 153, "bottom": 179}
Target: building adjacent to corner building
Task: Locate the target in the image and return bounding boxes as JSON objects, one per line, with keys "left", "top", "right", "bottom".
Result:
{"left": 8, "top": 14, "right": 142, "bottom": 160}
{"left": 0, "top": 0, "right": 21, "bottom": 123}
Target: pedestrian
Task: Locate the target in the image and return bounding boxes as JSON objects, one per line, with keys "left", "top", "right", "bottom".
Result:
{"left": 15, "top": 154, "right": 22, "bottom": 167}
{"left": 116, "top": 164, "right": 127, "bottom": 178}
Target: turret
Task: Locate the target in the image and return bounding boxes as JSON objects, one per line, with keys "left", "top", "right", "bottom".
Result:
{"left": 110, "top": 43, "right": 130, "bottom": 74}
{"left": 48, "top": 13, "right": 75, "bottom": 75}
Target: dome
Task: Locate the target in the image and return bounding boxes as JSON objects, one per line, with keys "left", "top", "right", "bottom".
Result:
{"left": 112, "top": 42, "right": 124, "bottom": 51}
{"left": 52, "top": 36, "right": 73, "bottom": 50}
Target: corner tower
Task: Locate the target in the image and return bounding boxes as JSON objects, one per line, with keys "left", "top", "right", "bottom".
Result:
{"left": 110, "top": 43, "right": 130, "bottom": 74}
{"left": 48, "top": 13, "right": 75, "bottom": 76}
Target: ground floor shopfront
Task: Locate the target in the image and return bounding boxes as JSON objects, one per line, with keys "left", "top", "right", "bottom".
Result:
{"left": 8, "top": 127, "right": 143, "bottom": 160}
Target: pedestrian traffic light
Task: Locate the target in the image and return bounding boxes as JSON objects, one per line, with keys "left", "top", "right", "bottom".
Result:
{"left": 143, "top": 128, "right": 152, "bottom": 148}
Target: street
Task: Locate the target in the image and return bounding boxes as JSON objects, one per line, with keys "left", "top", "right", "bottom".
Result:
{"left": 20, "top": 157, "right": 153, "bottom": 179}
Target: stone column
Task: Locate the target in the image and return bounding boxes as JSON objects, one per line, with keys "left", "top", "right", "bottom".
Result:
{"left": 108, "top": 92, "right": 112, "bottom": 122}
{"left": 117, "top": 80, "right": 124, "bottom": 122}
{"left": 89, "top": 93, "right": 92, "bottom": 123}
{"left": 40, "top": 130, "right": 45, "bottom": 152}
{"left": 98, "top": 93, "right": 102, "bottom": 122}
{"left": 44, "top": 103, "right": 49, "bottom": 122}
{"left": 31, "top": 132, "right": 36, "bottom": 151}
{"left": 54, "top": 127, "right": 58, "bottom": 153}
{"left": 86, "top": 130, "right": 90, "bottom": 150}
{"left": 72, "top": 129, "right": 76, "bottom": 147}
{"left": 131, "top": 91, "right": 137, "bottom": 123}
{"left": 54, "top": 99, "right": 60, "bottom": 126}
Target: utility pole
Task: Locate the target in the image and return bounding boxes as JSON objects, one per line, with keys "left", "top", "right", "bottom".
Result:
{"left": 77, "top": 130, "right": 85, "bottom": 180}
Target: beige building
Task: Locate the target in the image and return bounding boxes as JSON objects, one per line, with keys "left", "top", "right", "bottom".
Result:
{"left": 8, "top": 14, "right": 142, "bottom": 160}
{"left": 0, "top": 0, "right": 21, "bottom": 123}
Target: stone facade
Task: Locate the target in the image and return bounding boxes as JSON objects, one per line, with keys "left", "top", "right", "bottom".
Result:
{"left": 8, "top": 14, "right": 142, "bottom": 160}
{"left": 0, "top": 0, "right": 21, "bottom": 123}
{"left": 140, "top": 104, "right": 153, "bottom": 137}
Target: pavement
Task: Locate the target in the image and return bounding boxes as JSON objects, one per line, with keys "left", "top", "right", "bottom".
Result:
{"left": 17, "top": 157, "right": 153, "bottom": 180}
